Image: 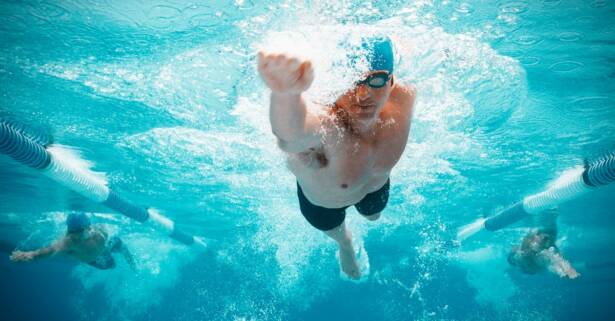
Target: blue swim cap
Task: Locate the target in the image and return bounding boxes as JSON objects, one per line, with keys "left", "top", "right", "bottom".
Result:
{"left": 66, "top": 213, "right": 90, "bottom": 233}
{"left": 351, "top": 36, "right": 395, "bottom": 74}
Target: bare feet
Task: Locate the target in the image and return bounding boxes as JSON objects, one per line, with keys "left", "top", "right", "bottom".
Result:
{"left": 324, "top": 223, "right": 364, "bottom": 280}
{"left": 338, "top": 244, "right": 361, "bottom": 280}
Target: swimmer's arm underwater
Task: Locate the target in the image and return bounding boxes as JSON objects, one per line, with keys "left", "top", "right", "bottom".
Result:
{"left": 540, "top": 247, "right": 580, "bottom": 279}
{"left": 257, "top": 52, "right": 322, "bottom": 153}
{"left": 9, "top": 238, "right": 68, "bottom": 262}
{"left": 116, "top": 239, "right": 137, "bottom": 271}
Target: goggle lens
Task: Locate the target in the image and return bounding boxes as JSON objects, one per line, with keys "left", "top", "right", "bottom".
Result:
{"left": 357, "top": 72, "right": 390, "bottom": 88}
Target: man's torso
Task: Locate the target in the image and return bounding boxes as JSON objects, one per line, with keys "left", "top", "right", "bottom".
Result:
{"left": 65, "top": 227, "right": 108, "bottom": 262}
{"left": 287, "top": 84, "right": 415, "bottom": 208}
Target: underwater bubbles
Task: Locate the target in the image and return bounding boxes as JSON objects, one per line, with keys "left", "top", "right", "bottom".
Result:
{"left": 145, "top": 4, "right": 182, "bottom": 30}
{"left": 0, "top": 14, "right": 27, "bottom": 36}
{"left": 548, "top": 60, "right": 584, "bottom": 73}
{"left": 26, "top": 1, "right": 69, "bottom": 21}
{"left": 499, "top": 1, "right": 530, "bottom": 14}
{"left": 589, "top": 0, "right": 608, "bottom": 8}
{"left": 455, "top": 3, "right": 474, "bottom": 15}
{"left": 189, "top": 13, "right": 219, "bottom": 28}
{"left": 518, "top": 56, "right": 540, "bottom": 66}
{"left": 558, "top": 31, "right": 583, "bottom": 42}
{"left": 257, "top": 26, "right": 373, "bottom": 105}
{"left": 513, "top": 34, "right": 543, "bottom": 46}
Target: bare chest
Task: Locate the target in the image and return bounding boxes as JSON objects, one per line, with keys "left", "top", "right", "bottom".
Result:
{"left": 67, "top": 233, "right": 107, "bottom": 261}
{"left": 288, "top": 122, "right": 406, "bottom": 194}
{"left": 324, "top": 130, "right": 404, "bottom": 187}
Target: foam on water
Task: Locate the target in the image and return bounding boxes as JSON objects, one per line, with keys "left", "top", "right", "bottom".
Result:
{"left": 72, "top": 234, "right": 194, "bottom": 320}
{"left": 453, "top": 245, "right": 518, "bottom": 310}
{"left": 121, "top": 127, "right": 265, "bottom": 185}
{"left": 38, "top": 45, "right": 246, "bottom": 125}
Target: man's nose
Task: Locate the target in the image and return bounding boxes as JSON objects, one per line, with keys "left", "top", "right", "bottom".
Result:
{"left": 355, "top": 84, "right": 370, "bottom": 101}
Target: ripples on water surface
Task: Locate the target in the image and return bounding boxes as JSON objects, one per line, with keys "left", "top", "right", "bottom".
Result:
{"left": 1, "top": 1, "right": 614, "bottom": 321}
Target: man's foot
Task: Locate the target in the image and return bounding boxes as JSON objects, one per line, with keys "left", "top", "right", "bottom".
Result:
{"left": 338, "top": 244, "right": 361, "bottom": 280}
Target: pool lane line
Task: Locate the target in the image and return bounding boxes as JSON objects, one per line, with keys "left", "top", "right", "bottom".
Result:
{"left": 0, "top": 118, "right": 203, "bottom": 248}
{"left": 456, "top": 151, "right": 615, "bottom": 243}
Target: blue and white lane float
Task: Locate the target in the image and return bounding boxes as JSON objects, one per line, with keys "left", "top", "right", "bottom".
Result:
{"left": 0, "top": 118, "right": 205, "bottom": 248}
{"left": 457, "top": 152, "right": 615, "bottom": 243}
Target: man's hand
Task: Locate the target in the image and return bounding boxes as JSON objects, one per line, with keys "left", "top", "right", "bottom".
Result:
{"left": 257, "top": 52, "right": 314, "bottom": 95}
{"left": 542, "top": 247, "right": 580, "bottom": 279}
{"left": 10, "top": 250, "right": 35, "bottom": 262}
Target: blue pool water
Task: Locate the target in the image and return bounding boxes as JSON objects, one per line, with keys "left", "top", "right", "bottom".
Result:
{"left": 1, "top": 1, "right": 614, "bottom": 320}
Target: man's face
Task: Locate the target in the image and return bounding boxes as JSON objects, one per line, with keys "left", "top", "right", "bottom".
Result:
{"left": 67, "top": 227, "right": 88, "bottom": 236}
{"left": 335, "top": 70, "right": 393, "bottom": 124}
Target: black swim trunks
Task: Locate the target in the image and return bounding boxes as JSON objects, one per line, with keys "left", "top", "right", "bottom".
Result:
{"left": 87, "top": 236, "right": 123, "bottom": 270}
{"left": 297, "top": 179, "right": 390, "bottom": 231}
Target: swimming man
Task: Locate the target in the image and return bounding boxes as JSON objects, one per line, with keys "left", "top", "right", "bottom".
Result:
{"left": 507, "top": 209, "right": 579, "bottom": 279}
{"left": 10, "top": 213, "right": 136, "bottom": 270}
{"left": 258, "top": 36, "right": 416, "bottom": 279}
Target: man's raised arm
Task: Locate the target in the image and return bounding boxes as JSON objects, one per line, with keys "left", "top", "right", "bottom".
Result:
{"left": 257, "top": 52, "right": 322, "bottom": 153}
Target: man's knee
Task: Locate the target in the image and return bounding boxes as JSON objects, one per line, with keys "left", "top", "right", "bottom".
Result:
{"left": 362, "top": 212, "right": 381, "bottom": 221}
{"left": 325, "top": 224, "right": 352, "bottom": 246}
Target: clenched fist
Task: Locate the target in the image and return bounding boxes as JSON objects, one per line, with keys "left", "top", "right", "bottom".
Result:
{"left": 257, "top": 52, "right": 315, "bottom": 95}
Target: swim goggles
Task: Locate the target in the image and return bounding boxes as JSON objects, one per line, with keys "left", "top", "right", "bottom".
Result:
{"left": 356, "top": 71, "right": 391, "bottom": 88}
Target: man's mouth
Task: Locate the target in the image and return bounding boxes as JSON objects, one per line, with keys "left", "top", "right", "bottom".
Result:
{"left": 353, "top": 106, "right": 376, "bottom": 120}
{"left": 356, "top": 104, "right": 375, "bottom": 113}
{"left": 357, "top": 102, "right": 375, "bottom": 108}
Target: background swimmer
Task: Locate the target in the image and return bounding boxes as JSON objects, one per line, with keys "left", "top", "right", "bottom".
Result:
{"left": 10, "top": 213, "right": 136, "bottom": 270}
{"left": 507, "top": 209, "right": 579, "bottom": 279}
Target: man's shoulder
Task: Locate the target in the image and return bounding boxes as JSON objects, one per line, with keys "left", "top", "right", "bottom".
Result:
{"left": 391, "top": 82, "right": 416, "bottom": 109}
{"left": 385, "top": 82, "right": 415, "bottom": 120}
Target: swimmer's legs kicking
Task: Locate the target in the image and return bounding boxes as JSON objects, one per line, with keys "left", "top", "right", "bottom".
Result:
{"left": 325, "top": 222, "right": 361, "bottom": 280}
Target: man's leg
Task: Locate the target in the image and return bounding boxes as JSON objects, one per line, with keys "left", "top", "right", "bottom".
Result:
{"left": 324, "top": 222, "right": 361, "bottom": 279}
{"left": 296, "top": 182, "right": 360, "bottom": 279}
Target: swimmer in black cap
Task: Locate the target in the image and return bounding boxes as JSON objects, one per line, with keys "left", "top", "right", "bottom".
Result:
{"left": 10, "top": 213, "right": 135, "bottom": 270}
{"left": 258, "top": 36, "right": 416, "bottom": 279}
